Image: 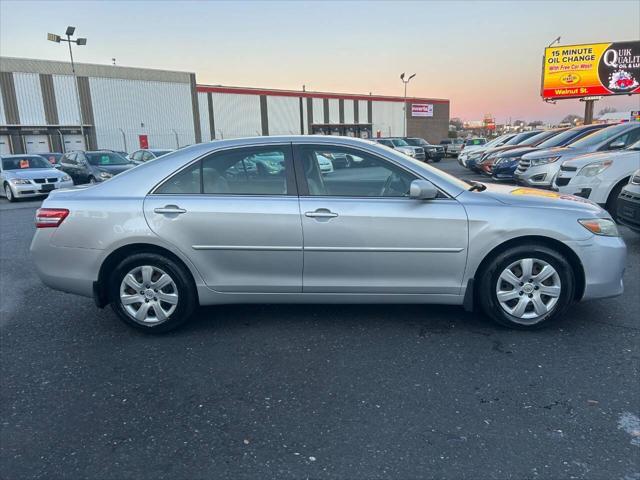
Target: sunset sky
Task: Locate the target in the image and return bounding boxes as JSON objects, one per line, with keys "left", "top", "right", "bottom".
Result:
{"left": 1, "top": 0, "right": 639, "bottom": 123}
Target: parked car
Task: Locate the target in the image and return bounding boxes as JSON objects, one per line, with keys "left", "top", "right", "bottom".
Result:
{"left": 467, "top": 131, "right": 542, "bottom": 172}
{"left": 617, "top": 170, "right": 640, "bottom": 232}
{"left": 440, "top": 139, "right": 463, "bottom": 157}
{"left": 316, "top": 153, "right": 334, "bottom": 174}
{"left": 515, "top": 122, "right": 640, "bottom": 189}
{"left": 129, "top": 148, "right": 174, "bottom": 165}
{"left": 553, "top": 140, "right": 640, "bottom": 216}
{"left": 476, "top": 130, "right": 560, "bottom": 175}
{"left": 491, "top": 124, "right": 609, "bottom": 181}
{"left": 39, "top": 152, "right": 64, "bottom": 167}
{"left": 458, "top": 134, "right": 516, "bottom": 167}
{"left": 58, "top": 150, "right": 135, "bottom": 184}
{"left": 403, "top": 137, "right": 445, "bottom": 162}
{"left": 31, "top": 136, "right": 625, "bottom": 333}
{"left": 374, "top": 138, "right": 426, "bottom": 161}
{"left": 461, "top": 137, "right": 487, "bottom": 153}
{"left": 1, "top": 154, "right": 73, "bottom": 202}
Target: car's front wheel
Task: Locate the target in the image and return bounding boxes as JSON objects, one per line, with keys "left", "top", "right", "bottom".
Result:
{"left": 109, "top": 253, "right": 197, "bottom": 332}
{"left": 478, "top": 244, "right": 575, "bottom": 329}
{"left": 4, "top": 184, "right": 15, "bottom": 202}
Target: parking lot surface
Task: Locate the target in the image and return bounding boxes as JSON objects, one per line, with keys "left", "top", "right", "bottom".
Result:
{"left": 1, "top": 159, "right": 639, "bottom": 480}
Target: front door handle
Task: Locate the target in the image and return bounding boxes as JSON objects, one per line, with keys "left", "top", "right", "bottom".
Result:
{"left": 154, "top": 205, "right": 187, "bottom": 215}
{"left": 305, "top": 209, "right": 338, "bottom": 218}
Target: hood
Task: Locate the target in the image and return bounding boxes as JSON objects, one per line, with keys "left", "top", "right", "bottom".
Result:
{"left": 561, "top": 149, "right": 640, "bottom": 169}
{"left": 522, "top": 145, "right": 591, "bottom": 161}
{"left": 495, "top": 146, "right": 540, "bottom": 159}
{"left": 92, "top": 164, "right": 134, "bottom": 175}
{"left": 484, "top": 145, "right": 528, "bottom": 157}
{"left": 3, "top": 167, "right": 64, "bottom": 179}
{"left": 477, "top": 183, "right": 604, "bottom": 214}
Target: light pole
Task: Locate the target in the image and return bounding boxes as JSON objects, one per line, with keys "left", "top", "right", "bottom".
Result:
{"left": 400, "top": 72, "right": 416, "bottom": 137}
{"left": 48, "top": 27, "right": 87, "bottom": 150}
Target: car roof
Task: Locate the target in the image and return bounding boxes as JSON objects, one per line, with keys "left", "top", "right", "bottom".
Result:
{"left": 0, "top": 154, "right": 47, "bottom": 159}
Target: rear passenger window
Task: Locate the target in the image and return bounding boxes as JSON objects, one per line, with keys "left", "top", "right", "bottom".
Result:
{"left": 202, "top": 146, "right": 289, "bottom": 195}
{"left": 155, "top": 146, "right": 291, "bottom": 195}
{"left": 156, "top": 162, "right": 201, "bottom": 194}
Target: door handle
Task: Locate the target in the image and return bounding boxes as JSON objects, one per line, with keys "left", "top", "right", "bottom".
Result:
{"left": 305, "top": 209, "right": 338, "bottom": 218}
{"left": 154, "top": 205, "right": 187, "bottom": 215}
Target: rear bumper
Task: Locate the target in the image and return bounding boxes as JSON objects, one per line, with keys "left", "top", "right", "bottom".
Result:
{"left": 568, "top": 235, "right": 626, "bottom": 300}
{"left": 30, "top": 229, "right": 101, "bottom": 298}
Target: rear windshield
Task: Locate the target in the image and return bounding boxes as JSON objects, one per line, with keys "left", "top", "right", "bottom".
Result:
{"left": 152, "top": 150, "right": 172, "bottom": 157}
{"left": 86, "top": 152, "right": 130, "bottom": 166}
{"left": 2, "top": 156, "right": 51, "bottom": 170}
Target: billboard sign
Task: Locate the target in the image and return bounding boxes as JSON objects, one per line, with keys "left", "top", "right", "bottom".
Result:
{"left": 411, "top": 104, "right": 433, "bottom": 117}
{"left": 542, "top": 41, "right": 640, "bottom": 100}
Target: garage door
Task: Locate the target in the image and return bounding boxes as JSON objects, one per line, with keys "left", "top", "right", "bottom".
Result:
{"left": 24, "top": 135, "right": 50, "bottom": 154}
{"left": 63, "top": 134, "right": 85, "bottom": 151}
{"left": 0, "top": 136, "right": 11, "bottom": 154}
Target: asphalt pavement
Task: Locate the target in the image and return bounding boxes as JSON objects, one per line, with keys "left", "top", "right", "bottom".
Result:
{"left": 1, "top": 159, "right": 639, "bottom": 480}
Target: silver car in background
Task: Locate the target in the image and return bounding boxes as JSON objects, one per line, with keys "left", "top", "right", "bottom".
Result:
{"left": 1, "top": 154, "right": 73, "bottom": 202}
{"left": 31, "top": 136, "right": 626, "bottom": 333}
{"left": 515, "top": 122, "right": 640, "bottom": 188}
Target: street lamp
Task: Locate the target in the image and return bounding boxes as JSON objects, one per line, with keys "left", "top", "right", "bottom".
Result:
{"left": 48, "top": 26, "right": 87, "bottom": 151}
{"left": 400, "top": 72, "right": 416, "bottom": 137}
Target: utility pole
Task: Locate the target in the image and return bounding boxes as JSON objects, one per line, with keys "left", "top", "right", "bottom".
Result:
{"left": 48, "top": 27, "right": 87, "bottom": 149}
{"left": 400, "top": 73, "right": 416, "bottom": 137}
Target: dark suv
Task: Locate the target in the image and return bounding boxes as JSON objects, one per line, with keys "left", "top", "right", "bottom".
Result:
{"left": 59, "top": 150, "right": 134, "bottom": 184}
{"left": 403, "top": 138, "right": 445, "bottom": 162}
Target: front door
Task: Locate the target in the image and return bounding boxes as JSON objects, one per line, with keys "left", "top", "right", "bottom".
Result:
{"left": 294, "top": 144, "right": 468, "bottom": 294}
{"left": 144, "top": 144, "right": 303, "bottom": 293}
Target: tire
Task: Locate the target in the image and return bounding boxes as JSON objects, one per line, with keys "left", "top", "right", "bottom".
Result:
{"left": 477, "top": 244, "right": 575, "bottom": 329}
{"left": 4, "top": 184, "right": 15, "bottom": 202}
{"left": 432, "top": 158, "right": 441, "bottom": 163}
{"left": 605, "top": 179, "right": 628, "bottom": 220}
{"left": 108, "top": 253, "right": 197, "bottom": 333}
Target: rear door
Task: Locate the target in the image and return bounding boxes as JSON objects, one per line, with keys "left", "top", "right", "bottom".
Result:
{"left": 144, "top": 143, "right": 303, "bottom": 293}
{"left": 294, "top": 143, "right": 469, "bottom": 294}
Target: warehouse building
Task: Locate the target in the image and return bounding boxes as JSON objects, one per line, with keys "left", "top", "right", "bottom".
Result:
{"left": 0, "top": 56, "right": 450, "bottom": 154}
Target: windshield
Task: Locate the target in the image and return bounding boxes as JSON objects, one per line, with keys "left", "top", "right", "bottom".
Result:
{"left": 404, "top": 138, "right": 423, "bottom": 146}
{"left": 519, "top": 130, "right": 561, "bottom": 147}
{"left": 505, "top": 131, "right": 538, "bottom": 146}
{"left": 569, "top": 124, "right": 637, "bottom": 149}
{"left": 628, "top": 140, "right": 640, "bottom": 151}
{"left": 465, "top": 138, "right": 486, "bottom": 146}
{"left": 2, "top": 156, "right": 52, "bottom": 170}
{"left": 153, "top": 150, "right": 172, "bottom": 157}
{"left": 391, "top": 139, "right": 409, "bottom": 147}
{"left": 86, "top": 152, "right": 130, "bottom": 166}
{"left": 536, "top": 128, "right": 593, "bottom": 148}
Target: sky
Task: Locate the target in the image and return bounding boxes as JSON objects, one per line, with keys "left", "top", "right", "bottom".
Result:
{"left": 1, "top": 0, "right": 639, "bottom": 123}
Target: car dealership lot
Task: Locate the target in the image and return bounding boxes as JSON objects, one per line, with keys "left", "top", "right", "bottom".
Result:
{"left": 1, "top": 163, "right": 639, "bottom": 479}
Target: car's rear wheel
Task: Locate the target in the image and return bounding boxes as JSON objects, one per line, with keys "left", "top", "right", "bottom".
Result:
{"left": 478, "top": 244, "right": 575, "bottom": 329}
{"left": 109, "top": 253, "right": 196, "bottom": 333}
{"left": 4, "top": 184, "right": 16, "bottom": 202}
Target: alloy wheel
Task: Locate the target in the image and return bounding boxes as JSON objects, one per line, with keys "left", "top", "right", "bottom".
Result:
{"left": 5, "top": 185, "right": 13, "bottom": 201}
{"left": 495, "top": 258, "right": 561, "bottom": 325}
{"left": 119, "top": 265, "right": 178, "bottom": 325}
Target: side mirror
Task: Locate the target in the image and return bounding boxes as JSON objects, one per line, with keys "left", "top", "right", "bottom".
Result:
{"left": 409, "top": 179, "right": 438, "bottom": 200}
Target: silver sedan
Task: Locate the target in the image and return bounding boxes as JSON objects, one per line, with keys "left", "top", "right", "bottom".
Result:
{"left": 1, "top": 154, "right": 73, "bottom": 202}
{"left": 30, "top": 136, "right": 626, "bottom": 332}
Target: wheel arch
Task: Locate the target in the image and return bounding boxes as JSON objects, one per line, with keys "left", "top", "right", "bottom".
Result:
{"left": 94, "top": 243, "right": 199, "bottom": 308}
{"left": 606, "top": 175, "right": 631, "bottom": 208}
{"left": 471, "top": 235, "right": 586, "bottom": 306}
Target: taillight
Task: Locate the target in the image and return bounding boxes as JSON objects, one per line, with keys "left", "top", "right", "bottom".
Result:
{"left": 35, "top": 208, "right": 69, "bottom": 228}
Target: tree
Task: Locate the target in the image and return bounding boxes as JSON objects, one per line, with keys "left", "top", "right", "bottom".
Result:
{"left": 598, "top": 106, "right": 617, "bottom": 116}
{"left": 561, "top": 114, "right": 583, "bottom": 125}
{"left": 449, "top": 118, "right": 463, "bottom": 130}
{"left": 448, "top": 130, "right": 458, "bottom": 139}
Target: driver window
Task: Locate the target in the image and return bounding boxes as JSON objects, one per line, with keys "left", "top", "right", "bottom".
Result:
{"left": 297, "top": 145, "right": 417, "bottom": 197}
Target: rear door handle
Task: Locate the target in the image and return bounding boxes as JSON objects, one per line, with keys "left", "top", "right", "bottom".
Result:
{"left": 305, "top": 209, "right": 338, "bottom": 218}
{"left": 154, "top": 205, "right": 187, "bottom": 215}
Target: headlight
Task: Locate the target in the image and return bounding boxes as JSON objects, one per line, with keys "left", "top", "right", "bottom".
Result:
{"left": 61, "top": 175, "right": 71, "bottom": 182}
{"left": 578, "top": 218, "right": 619, "bottom": 236}
{"left": 576, "top": 160, "right": 612, "bottom": 178}
{"left": 10, "top": 178, "right": 31, "bottom": 185}
{"left": 99, "top": 171, "right": 113, "bottom": 179}
{"left": 530, "top": 156, "right": 560, "bottom": 166}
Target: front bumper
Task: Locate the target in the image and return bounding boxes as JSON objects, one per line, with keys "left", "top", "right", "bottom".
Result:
{"left": 568, "top": 234, "right": 626, "bottom": 300}
{"left": 514, "top": 163, "right": 560, "bottom": 188}
{"left": 10, "top": 180, "right": 74, "bottom": 198}
{"left": 553, "top": 175, "right": 613, "bottom": 205}
{"left": 617, "top": 184, "right": 640, "bottom": 232}
{"left": 425, "top": 151, "right": 444, "bottom": 161}
{"left": 491, "top": 162, "right": 518, "bottom": 181}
